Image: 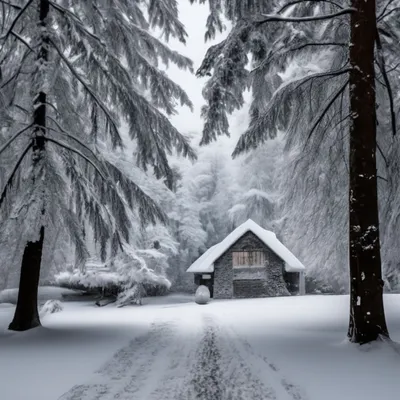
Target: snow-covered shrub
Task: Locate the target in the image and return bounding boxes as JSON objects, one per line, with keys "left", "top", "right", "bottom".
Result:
{"left": 115, "top": 246, "right": 171, "bottom": 307}
{"left": 0, "top": 286, "right": 80, "bottom": 304}
{"left": 40, "top": 300, "right": 63, "bottom": 317}
{"left": 195, "top": 285, "right": 210, "bottom": 305}
{"left": 55, "top": 245, "right": 171, "bottom": 306}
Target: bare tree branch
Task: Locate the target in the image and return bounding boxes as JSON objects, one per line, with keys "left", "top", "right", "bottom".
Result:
{"left": 377, "top": 143, "right": 389, "bottom": 168}
{"left": 377, "top": 0, "right": 398, "bottom": 20}
{"left": 0, "top": 123, "right": 33, "bottom": 156}
{"left": 375, "top": 27, "right": 396, "bottom": 136}
{"left": 378, "top": 7, "right": 400, "bottom": 21}
{"left": 0, "top": 142, "right": 32, "bottom": 208}
{"left": 257, "top": 8, "right": 355, "bottom": 25}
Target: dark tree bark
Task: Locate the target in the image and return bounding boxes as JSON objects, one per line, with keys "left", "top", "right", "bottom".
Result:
{"left": 8, "top": 228, "right": 45, "bottom": 331}
{"left": 347, "top": 0, "right": 389, "bottom": 343}
{"left": 8, "top": 0, "right": 49, "bottom": 331}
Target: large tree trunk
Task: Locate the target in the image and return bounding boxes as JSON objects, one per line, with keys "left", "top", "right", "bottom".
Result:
{"left": 8, "top": 0, "right": 49, "bottom": 332}
{"left": 347, "top": 0, "right": 389, "bottom": 343}
{"left": 8, "top": 228, "right": 45, "bottom": 331}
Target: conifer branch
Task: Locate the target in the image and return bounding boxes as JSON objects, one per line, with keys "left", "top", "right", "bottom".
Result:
{"left": 253, "top": 42, "right": 347, "bottom": 73}
{"left": 0, "top": 142, "right": 32, "bottom": 208}
{"left": 0, "top": 1, "right": 21, "bottom": 10}
{"left": 10, "top": 30, "right": 33, "bottom": 52}
{"left": 375, "top": 27, "right": 396, "bottom": 136}
{"left": 0, "top": 0, "right": 33, "bottom": 42}
{"left": 45, "top": 117, "right": 101, "bottom": 163}
{"left": 258, "top": 8, "right": 355, "bottom": 25}
{"left": 49, "top": 38, "right": 122, "bottom": 147}
{"left": 277, "top": 0, "right": 344, "bottom": 13}
{"left": 304, "top": 80, "right": 349, "bottom": 146}
{"left": 48, "top": 1, "right": 105, "bottom": 46}
{"left": 45, "top": 137, "right": 107, "bottom": 181}
{"left": 0, "top": 123, "right": 33, "bottom": 156}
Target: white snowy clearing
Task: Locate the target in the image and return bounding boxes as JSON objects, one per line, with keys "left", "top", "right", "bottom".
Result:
{"left": 0, "top": 294, "right": 400, "bottom": 400}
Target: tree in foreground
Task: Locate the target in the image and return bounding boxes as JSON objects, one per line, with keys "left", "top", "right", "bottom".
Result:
{"left": 0, "top": 0, "right": 195, "bottom": 330}
{"left": 195, "top": 0, "right": 399, "bottom": 343}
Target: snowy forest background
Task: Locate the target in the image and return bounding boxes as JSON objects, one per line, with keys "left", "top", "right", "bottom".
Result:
{"left": 1, "top": 0, "right": 400, "bottom": 301}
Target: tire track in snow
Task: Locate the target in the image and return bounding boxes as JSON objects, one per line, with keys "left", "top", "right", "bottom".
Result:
{"left": 58, "top": 320, "right": 176, "bottom": 400}
{"left": 225, "top": 325, "right": 308, "bottom": 400}
{"left": 181, "top": 315, "right": 277, "bottom": 400}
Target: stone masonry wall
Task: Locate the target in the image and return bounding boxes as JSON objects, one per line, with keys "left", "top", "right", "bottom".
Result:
{"left": 213, "top": 231, "right": 290, "bottom": 299}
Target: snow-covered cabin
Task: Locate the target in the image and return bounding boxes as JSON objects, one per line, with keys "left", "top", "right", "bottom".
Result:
{"left": 186, "top": 219, "right": 305, "bottom": 299}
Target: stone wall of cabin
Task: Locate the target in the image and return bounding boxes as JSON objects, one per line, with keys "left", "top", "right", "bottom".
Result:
{"left": 213, "top": 231, "right": 290, "bottom": 299}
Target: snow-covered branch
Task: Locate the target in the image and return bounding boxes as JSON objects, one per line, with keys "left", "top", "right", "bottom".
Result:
{"left": 253, "top": 42, "right": 347, "bottom": 73}
{"left": 48, "top": 38, "right": 122, "bottom": 148}
{"left": 0, "top": 0, "right": 33, "bottom": 43}
{"left": 9, "top": 31, "right": 34, "bottom": 52}
{"left": 0, "top": 123, "right": 33, "bottom": 156}
{"left": 0, "top": 0, "right": 21, "bottom": 10}
{"left": 45, "top": 116, "right": 100, "bottom": 162}
{"left": 277, "top": 1, "right": 344, "bottom": 14}
{"left": 258, "top": 8, "right": 355, "bottom": 25}
{"left": 45, "top": 137, "right": 107, "bottom": 181}
{"left": 304, "top": 79, "right": 349, "bottom": 146}
{"left": 0, "top": 142, "right": 32, "bottom": 208}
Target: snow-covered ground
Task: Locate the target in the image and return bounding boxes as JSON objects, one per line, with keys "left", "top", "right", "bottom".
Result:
{"left": 1, "top": 294, "right": 400, "bottom": 400}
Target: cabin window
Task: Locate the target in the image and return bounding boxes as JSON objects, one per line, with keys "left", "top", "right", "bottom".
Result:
{"left": 232, "top": 251, "right": 265, "bottom": 268}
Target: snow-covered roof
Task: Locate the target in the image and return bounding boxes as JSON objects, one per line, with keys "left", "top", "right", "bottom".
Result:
{"left": 186, "top": 219, "right": 305, "bottom": 274}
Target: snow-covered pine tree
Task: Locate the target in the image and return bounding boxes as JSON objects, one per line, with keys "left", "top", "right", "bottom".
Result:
{"left": 195, "top": 0, "right": 400, "bottom": 343}
{"left": 0, "top": 0, "right": 195, "bottom": 331}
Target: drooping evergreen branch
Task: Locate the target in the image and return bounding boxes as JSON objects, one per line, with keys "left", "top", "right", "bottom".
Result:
{"left": 49, "top": 38, "right": 122, "bottom": 148}
{"left": 257, "top": 8, "right": 355, "bottom": 25}
{"left": 0, "top": 0, "right": 33, "bottom": 42}
{"left": 0, "top": 123, "right": 33, "bottom": 156}
{"left": 277, "top": 0, "right": 344, "bottom": 13}
{"left": 10, "top": 31, "right": 33, "bottom": 52}
{"left": 45, "top": 137, "right": 107, "bottom": 180}
{"left": 0, "top": 48, "right": 30, "bottom": 89}
{"left": 45, "top": 117, "right": 101, "bottom": 164}
{"left": 0, "top": 142, "right": 32, "bottom": 208}
{"left": 0, "top": 1, "right": 21, "bottom": 10}
{"left": 253, "top": 42, "right": 347, "bottom": 73}
{"left": 48, "top": 1, "right": 105, "bottom": 46}
{"left": 304, "top": 80, "right": 349, "bottom": 147}
{"left": 375, "top": 27, "right": 396, "bottom": 136}
{"left": 233, "top": 67, "right": 351, "bottom": 157}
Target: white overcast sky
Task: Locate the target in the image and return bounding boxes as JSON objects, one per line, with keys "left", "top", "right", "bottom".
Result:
{"left": 165, "top": 1, "right": 222, "bottom": 134}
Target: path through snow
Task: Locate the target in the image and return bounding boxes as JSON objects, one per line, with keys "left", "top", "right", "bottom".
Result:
{"left": 59, "top": 310, "right": 308, "bottom": 400}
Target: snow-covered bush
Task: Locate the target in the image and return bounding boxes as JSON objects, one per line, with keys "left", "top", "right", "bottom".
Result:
{"left": 40, "top": 300, "right": 63, "bottom": 317}
{"left": 0, "top": 287, "right": 80, "bottom": 304}
{"left": 195, "top": 285, "right": 210, "bottom": 305}
{"left": 55, "top": 245, "right": 171, "bottom": 306}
